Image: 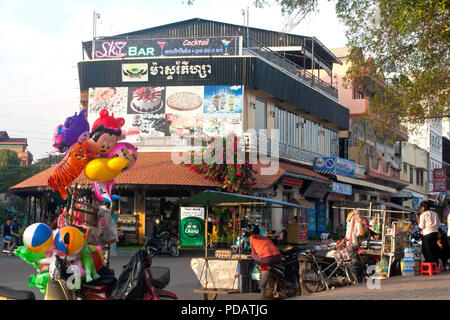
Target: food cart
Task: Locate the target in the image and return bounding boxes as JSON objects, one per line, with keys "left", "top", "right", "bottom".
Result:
{"left": 181, "top": 190, "right": 313, "bottom": 300}
{"left": 333, "top": 200, "right": 418, "bottom": 278}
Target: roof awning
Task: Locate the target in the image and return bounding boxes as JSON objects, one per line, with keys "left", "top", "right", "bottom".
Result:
{"left": 333, "top": 200, "right": 418, "bottom": 213}
{"left": 335, "top": 175, "right": 397, "bottom": 193}
{"left": 180, "top": 190, "right": 314, "bottom": 210}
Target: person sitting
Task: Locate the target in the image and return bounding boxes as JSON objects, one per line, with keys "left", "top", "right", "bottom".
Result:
{"left": 249, "top": 226, "right": 282, "bottom": 265}
{"left": 2, "top": 218, "right": 12, "bottom": 253}
{"left": 9, "top": 218, "right": 21, "bottom": 255}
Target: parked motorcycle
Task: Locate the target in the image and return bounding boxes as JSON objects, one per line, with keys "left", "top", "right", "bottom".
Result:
{"left": 146, "top": 231, "right": 180, "bottom": 257}
{"left": 253, "top": 246, "right": 301, "bottom": 300}
{"left": 0, "top": 241, "right": 178, "bottom": 300}
{"left": 231, "top": 230, "right": 251, "bottom": 253}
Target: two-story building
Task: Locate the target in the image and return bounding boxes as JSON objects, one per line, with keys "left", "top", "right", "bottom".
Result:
{"left": 0, "top": 131, "right": 33, "bottom": 166}
{"left": 11, "top": 18, "right": 349, "bottom": 242}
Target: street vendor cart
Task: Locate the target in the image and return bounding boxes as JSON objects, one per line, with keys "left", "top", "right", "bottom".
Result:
{"left": 333, "top": 200, "right": 419, "bottom": 278}
{"left": 181, "top": 190, "right": 313, "bottom": 300}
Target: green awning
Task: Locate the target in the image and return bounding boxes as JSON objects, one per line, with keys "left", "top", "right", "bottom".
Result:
{"left": 181, "top": 190, "right": 313, "bottom": 210}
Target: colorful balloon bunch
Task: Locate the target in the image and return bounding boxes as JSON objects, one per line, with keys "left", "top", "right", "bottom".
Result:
{"left": 48, "top": 108, "right": 138, "bottom": 202}
{"left": 15, "top": 223, "right": 103, "bottom": 294}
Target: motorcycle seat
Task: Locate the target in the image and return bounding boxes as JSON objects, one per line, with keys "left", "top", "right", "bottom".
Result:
{"left": 147, "top": 266, "right": 170, "bottom": 289}
{"left": 0, "top": 286, "right": 36, "bottom": 300}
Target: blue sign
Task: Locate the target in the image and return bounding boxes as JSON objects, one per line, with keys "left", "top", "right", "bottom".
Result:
{"left": 314, "top": 157, "right": 355, "bottom": 178}
{"left": 317, "top": 201, "right": 327, "bottom": 234}
{"left": 331, "top": 182, "right": 352, "bottom": 195}
{"left": 307, "top": 207, "right": 316, "bottom": 235}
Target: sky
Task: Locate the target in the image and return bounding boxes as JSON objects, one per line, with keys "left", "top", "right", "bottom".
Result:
{"left": 0, "top": 0, "right": 347, "bottom": 161}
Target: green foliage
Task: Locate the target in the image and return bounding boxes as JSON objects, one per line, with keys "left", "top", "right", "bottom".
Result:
{"left": 183, "top": 135, "right": 256, "bottom": 195}
{"left": 252, "top": 0, "right": 449, "bottom": 129}
{"left": 0, "top": 149, "right": 20, "bottom": 169}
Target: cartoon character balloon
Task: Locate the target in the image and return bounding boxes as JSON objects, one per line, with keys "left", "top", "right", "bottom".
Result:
{"left": 89, "top": 142, "right": 138, "bottom": 203}
{"left": 53, "top": 226, "right": 85, "bottom": 256}
{"left": 87, "top": 109, "right": 125, "bottom": 156}
{"left": 48, "top": 140, "right": 91, "bottom": 199}
{"left": 53, "top": 110, "right": 90, "bottom": 153}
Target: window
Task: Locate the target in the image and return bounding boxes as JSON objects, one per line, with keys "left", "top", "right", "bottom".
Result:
{"left": 409, "top": 166, "right": 414, "bottom": 184}
{"left": 301, "top": 118, "right": 321, "bottom": 154}
{"left": 416, "top": 169, "right": 424, "bottom": 186}
{"left": 322, "top": 127, "right": 339, "bottom": 156}
{"left": 274, "top": 105, "right": 299, "bottom": 147}
{"left": 255, "top": 98, "right": 267, "bottom": 132}
{"left": 403, "top": 163, "right": 408, "bottom": 174}
{"left": 353, "top": 86, "right": 364, "bottom": 99}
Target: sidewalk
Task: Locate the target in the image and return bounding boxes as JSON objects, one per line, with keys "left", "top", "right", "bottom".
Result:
{"left": 293, "top": 270, "right": 450, "bottom": 300}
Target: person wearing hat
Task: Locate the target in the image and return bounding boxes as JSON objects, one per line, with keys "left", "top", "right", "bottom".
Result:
{"left": 415, "top": 201, "right": 440, "bottom": 264}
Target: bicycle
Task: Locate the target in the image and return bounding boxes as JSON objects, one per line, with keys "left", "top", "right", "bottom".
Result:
{"left": 299, "top": 244, "right": 363, "bottom": 294}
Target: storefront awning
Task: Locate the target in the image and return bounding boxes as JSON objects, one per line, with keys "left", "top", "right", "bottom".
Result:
{"left": 181, "top": 190, "right": 314, "bottom": 210}
{"left": 335, "top": 175, "right": 397, "bottom": 194}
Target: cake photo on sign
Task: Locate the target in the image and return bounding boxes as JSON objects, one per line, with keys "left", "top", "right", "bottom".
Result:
{"left": 129, "top": 86, "right": 165, "bottom": 114}
{"left": 166, "top": 92, "right": 203, "bottom": 111}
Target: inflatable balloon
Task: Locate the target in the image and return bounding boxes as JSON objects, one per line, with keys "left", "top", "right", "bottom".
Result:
{"left": 107, "top": 142, "right": 138, "bottom": 171}
{"left": 28, "top": 271, "right": 51, "bottom": 294}
{"left": 84, "top": 157, "right": 130, "bottom": 182}
{"left": 14, "top": 246, "right": 46, "bottom": 270}
{"left": 89, "top": 245, "right": 104, "bottom": 272}
{"left": 87, "top": 109, "right": 125, "bottom": 156}
{"left": 53, "top": 110, "right": 90, "bottom": 153}
{"left": 53, "top": 226, "right": 85, "bottom": 256}
{"left": 80, "top": 242, "right": 100, "bottom": 283}
{"left": 23, "top": 223, "right": 53, "bottom": 253}
{"left": 47, "top": 141, "right": 91, "bottom": 199}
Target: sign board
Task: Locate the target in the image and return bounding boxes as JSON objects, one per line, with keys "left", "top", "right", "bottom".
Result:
{"left": 88, "top": 84, "right": 244, "bottom": 150}
{"left": 433, "top": 168, "right": 447, "bottom": 192}
{"left": 122, "top": 63, "right": 148, "bottom": 82}
{"left": 317, "top": 202, "right": 327, "bottom": 235}
{"left": 314, "top": 157, "right": 355, "bottom": 178}
{"left": 180, "top": 207, "right": 205, "bottom": 247}
{"left": 93, "top": 36, "right": 242, "bottom": 60}
{"left": 303, "top": 181, "right": 330, "bottom": 199}
{"left": 282, "top": 177, "right": 303, "bottom": 187}
{"left": 331, "top": 181, "right": 352, "bottom": 195}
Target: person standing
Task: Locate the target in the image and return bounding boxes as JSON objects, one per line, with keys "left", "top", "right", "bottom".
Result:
{"left": 415, "top": 201, "right": 440, "bottom": 264}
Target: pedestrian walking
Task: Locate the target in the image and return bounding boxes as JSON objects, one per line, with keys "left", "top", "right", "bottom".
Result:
{"left": 415, "top": 201, "right": 440, "bottom": 265}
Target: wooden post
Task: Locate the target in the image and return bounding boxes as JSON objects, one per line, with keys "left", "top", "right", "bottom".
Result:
{"left": 27, "top": 196, "right": 31, "bottom": 225}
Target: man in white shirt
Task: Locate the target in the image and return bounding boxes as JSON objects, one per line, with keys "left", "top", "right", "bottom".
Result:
{"left": 415, "top": 201, "right": 440, "bottom": 264}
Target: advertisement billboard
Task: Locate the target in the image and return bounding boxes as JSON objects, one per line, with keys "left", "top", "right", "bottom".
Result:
{"left": 93, "top": 36, "right": 242, "bottom": 60}
{"left": 87, "top": 84, "right": 244, "bottom": 149}
{"left": 314, "top": 157, "right": 355, "bottom": 178}
{"left": 180, "top": 207, "right": 205, "bottom": 247}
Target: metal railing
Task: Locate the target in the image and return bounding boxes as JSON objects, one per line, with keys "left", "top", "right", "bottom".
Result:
{"left": 245, "top": 37, "right": 338, "bottom": 100}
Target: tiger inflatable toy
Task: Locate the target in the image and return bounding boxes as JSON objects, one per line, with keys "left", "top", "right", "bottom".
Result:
{"left": 48, "top": 140, "right": 91, "bottom": 199}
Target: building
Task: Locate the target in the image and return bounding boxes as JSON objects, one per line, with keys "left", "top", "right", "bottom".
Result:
{"left": 0, "top": 131, "right": 33, "bottom": 166}
{"left": 12, "top": 18, "right": 349, "bottom": 242}
{"left": 316, "top": 47, "right": 410, "bottom": 232}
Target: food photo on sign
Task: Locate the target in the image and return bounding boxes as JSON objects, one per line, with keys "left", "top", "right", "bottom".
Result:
{"left": 203, "top": 85, "right": 243, "bottom": 114}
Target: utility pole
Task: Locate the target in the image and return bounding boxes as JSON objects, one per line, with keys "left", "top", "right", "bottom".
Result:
{"left": 92, "top": 11, "right": 100, "bottom": 59}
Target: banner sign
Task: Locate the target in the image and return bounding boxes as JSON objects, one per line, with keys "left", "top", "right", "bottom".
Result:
{"left": 282, "top": 177, "right": 303, "bottom": 187}
{"left": 433, "top": 168, "right": 447, "bottom": 192}
{"left": 331, "top": 181, "right": 352, "bottom": 195}
{"left": 94, "top": 36, "right": 241, "bottom": 60}
{"left": 88, "top": 85, "right": 243, "bottom": 150}
{"left": 180, "top": 207, "right": 205, "bottom": 247}
{"left": 314, "top": 157, "right": 355, "bottom": 178}
{"left": 317, "top": 201, "right": 327, "bottom": 235}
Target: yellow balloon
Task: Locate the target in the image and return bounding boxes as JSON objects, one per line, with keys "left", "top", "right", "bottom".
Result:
{"left": 84, "top": 157, "right": 130, "bottom": 182}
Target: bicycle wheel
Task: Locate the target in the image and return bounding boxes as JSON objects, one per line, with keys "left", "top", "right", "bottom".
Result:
{"left": 300, "top": 262, "right": 324, "bottom": 294}
{"left": 344, "top": 266, "right": 359, "bottom": 285}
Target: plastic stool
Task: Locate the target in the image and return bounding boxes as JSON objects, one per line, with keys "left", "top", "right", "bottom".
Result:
{"left": 420, "top": 262, "right": 439, "bottom": 275}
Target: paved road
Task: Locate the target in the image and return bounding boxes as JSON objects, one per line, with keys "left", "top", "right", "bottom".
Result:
{"left": 292, "top": 269, "right": 450, "bottom": 300}
{"left": 0, "top": 249, "right": 260, "bottom": 300}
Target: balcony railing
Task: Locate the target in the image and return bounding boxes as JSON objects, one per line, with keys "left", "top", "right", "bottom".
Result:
{"left": 245, "top": 132, "right": 326, "bottom": 164}
{"left": 367, "top": 155, "right": 402, "bottom": 181}
{"left": 245, "top": 37, "right": 338, "bottom": 101}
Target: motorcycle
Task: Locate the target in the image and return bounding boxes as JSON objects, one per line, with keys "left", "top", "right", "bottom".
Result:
{"left": 253, "top": 247, "right": 301, "bottom": 300}
{"left": 0, "top": 241, "right": 178, "bottom": 300}
{"left": 231, "top": 229, "right": 251, "bottom": 253}
{"left": 147, "top": 231, "right": 180, "bottom": 257}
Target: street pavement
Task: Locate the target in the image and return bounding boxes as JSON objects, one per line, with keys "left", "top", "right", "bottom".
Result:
{"left": 0, "top": 249, "right": 260, "bottom": 300}
{"left": 292, "top": 269, "right": 450, "bottom": 300}
{"left": 2, "top": 249, "right": 449, "bottom": 300}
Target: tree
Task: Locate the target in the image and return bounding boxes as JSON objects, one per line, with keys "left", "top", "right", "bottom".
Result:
{"left": 0, "top": 149, "right": 21, "bottom": 169}
{"left": 266, "top": 1, "right": 449, "bottom": 128}
{"left": 187, "top": 0, "right": 449, "bottom": 130}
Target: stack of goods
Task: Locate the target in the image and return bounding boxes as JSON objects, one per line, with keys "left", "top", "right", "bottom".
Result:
{"left": 401, "top": 247, "right": 416, "bottom": 276}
